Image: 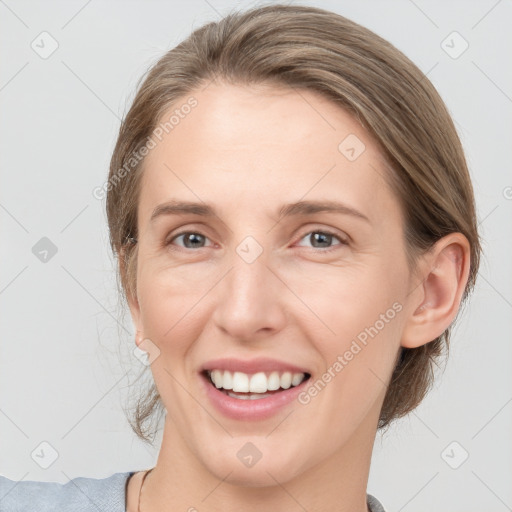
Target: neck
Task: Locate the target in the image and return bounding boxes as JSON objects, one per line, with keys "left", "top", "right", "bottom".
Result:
{"left": 141, "top": 411, "right": 379, "bottom": 512}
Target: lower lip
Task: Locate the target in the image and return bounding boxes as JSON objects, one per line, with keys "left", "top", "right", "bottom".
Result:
{"left": 200, "top": 373, "right": 310, "bottom": 421}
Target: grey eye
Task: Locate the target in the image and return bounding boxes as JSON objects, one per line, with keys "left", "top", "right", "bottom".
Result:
{"left": 170, "top": 232, "right": 211, "bottom": 249}
{"left": 166, "top": 231, "right": 211, "bottom": 249}
{"left": 296, "top": 230, "right": 346, "bottom": 250}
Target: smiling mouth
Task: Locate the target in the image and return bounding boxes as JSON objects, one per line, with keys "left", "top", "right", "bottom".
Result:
{"left": 203, "top": 369, "right": 311, "bottom": 400}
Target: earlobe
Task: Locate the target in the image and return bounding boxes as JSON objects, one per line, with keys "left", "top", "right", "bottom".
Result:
{"left": 401, "top": 233, "right": 471, "bottom": 349}
{"left": 118, "top": 249, "right": 143, "bottom": 335}
{"left": 128, "top": 293, "right": 143, "bottom": 333}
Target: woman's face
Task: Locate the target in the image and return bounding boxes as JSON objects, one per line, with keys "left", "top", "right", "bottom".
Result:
{"left": 129, "top": 82, "right": 416, "bottom": 485}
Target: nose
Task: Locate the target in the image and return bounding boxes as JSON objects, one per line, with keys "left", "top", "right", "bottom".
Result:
{"left": 211, "top": 253, "right": 289, "bottom": 342}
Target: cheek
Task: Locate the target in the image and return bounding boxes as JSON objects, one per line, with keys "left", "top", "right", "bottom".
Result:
{"left": 288, "top": 261, "right": 403, "bottom": 340}
{"left": 306, "top": 265, "right": 405, "bottom": 417}
{"left": 135, "top": 264, "right": 215, "bottom": 414}
{"left": 292, "top": 261, "right": 405, "bottom": 402}
{"left": 300, "top": 300, "right": 404, "bottom": 437}
{"left": 136, "top": 262, "right": 218, "bottom": 357}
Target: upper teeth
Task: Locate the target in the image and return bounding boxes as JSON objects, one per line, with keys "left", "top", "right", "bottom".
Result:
{"left": 208, "top": 370, "right": 306, "bottom": 393}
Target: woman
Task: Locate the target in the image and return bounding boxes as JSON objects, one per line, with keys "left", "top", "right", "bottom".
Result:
{"left": 0, "top": 3, "right": 481, "bottom": 511}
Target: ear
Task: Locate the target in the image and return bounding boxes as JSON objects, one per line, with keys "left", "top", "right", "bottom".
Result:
{"left": 118, "top": 248, "right": 144, "bottom": 348}
{"left": 401, "top": 233, "right": 471, "bottom": 349}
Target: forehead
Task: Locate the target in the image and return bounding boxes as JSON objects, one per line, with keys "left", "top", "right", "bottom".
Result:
{"left": 138, "top": 82, "right": 400, "bottom": 228}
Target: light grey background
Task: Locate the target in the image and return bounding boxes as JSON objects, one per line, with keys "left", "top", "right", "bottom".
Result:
{"left": 1, "top": 1, "right": 511, "bottom": 510}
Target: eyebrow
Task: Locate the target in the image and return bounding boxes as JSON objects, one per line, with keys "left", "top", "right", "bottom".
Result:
{"left": 150, "top": 199, "right": 370, "bottom": 223}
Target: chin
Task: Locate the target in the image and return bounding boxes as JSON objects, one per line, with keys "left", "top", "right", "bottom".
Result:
{"left": 198, "top": 440, "right": 306, "bottom": 488}
{"left": 210, "top": 460, "right": 302, "bottom": 488}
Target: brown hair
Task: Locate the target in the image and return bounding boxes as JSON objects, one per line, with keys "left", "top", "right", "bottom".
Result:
{"left": 106, "top": 4, "right": 482, "bottom": 442}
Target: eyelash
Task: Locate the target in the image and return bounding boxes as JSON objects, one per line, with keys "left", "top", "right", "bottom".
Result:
{"left": 165, "top": 228, "right": 348, "bottom": 253}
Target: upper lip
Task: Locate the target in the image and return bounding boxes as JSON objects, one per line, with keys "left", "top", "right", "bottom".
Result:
{"left": 201, "top": 357, "right": 310, "bottom": 375}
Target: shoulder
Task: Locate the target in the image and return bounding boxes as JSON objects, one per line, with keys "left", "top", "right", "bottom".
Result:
{"left": 367, "top": 493, "right": 389, "bottom": 512}
{"left": 0, "top": 471, "right": 135, "bottom": 512}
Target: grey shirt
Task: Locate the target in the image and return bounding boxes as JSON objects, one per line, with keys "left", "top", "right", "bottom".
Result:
{"left": 0, "top": 472, "right": 388, "bottom": 511}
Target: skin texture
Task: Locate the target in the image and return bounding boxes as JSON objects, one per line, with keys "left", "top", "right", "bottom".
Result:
{"left": 124, "top": 82, "right": 470, "bottom": 512}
